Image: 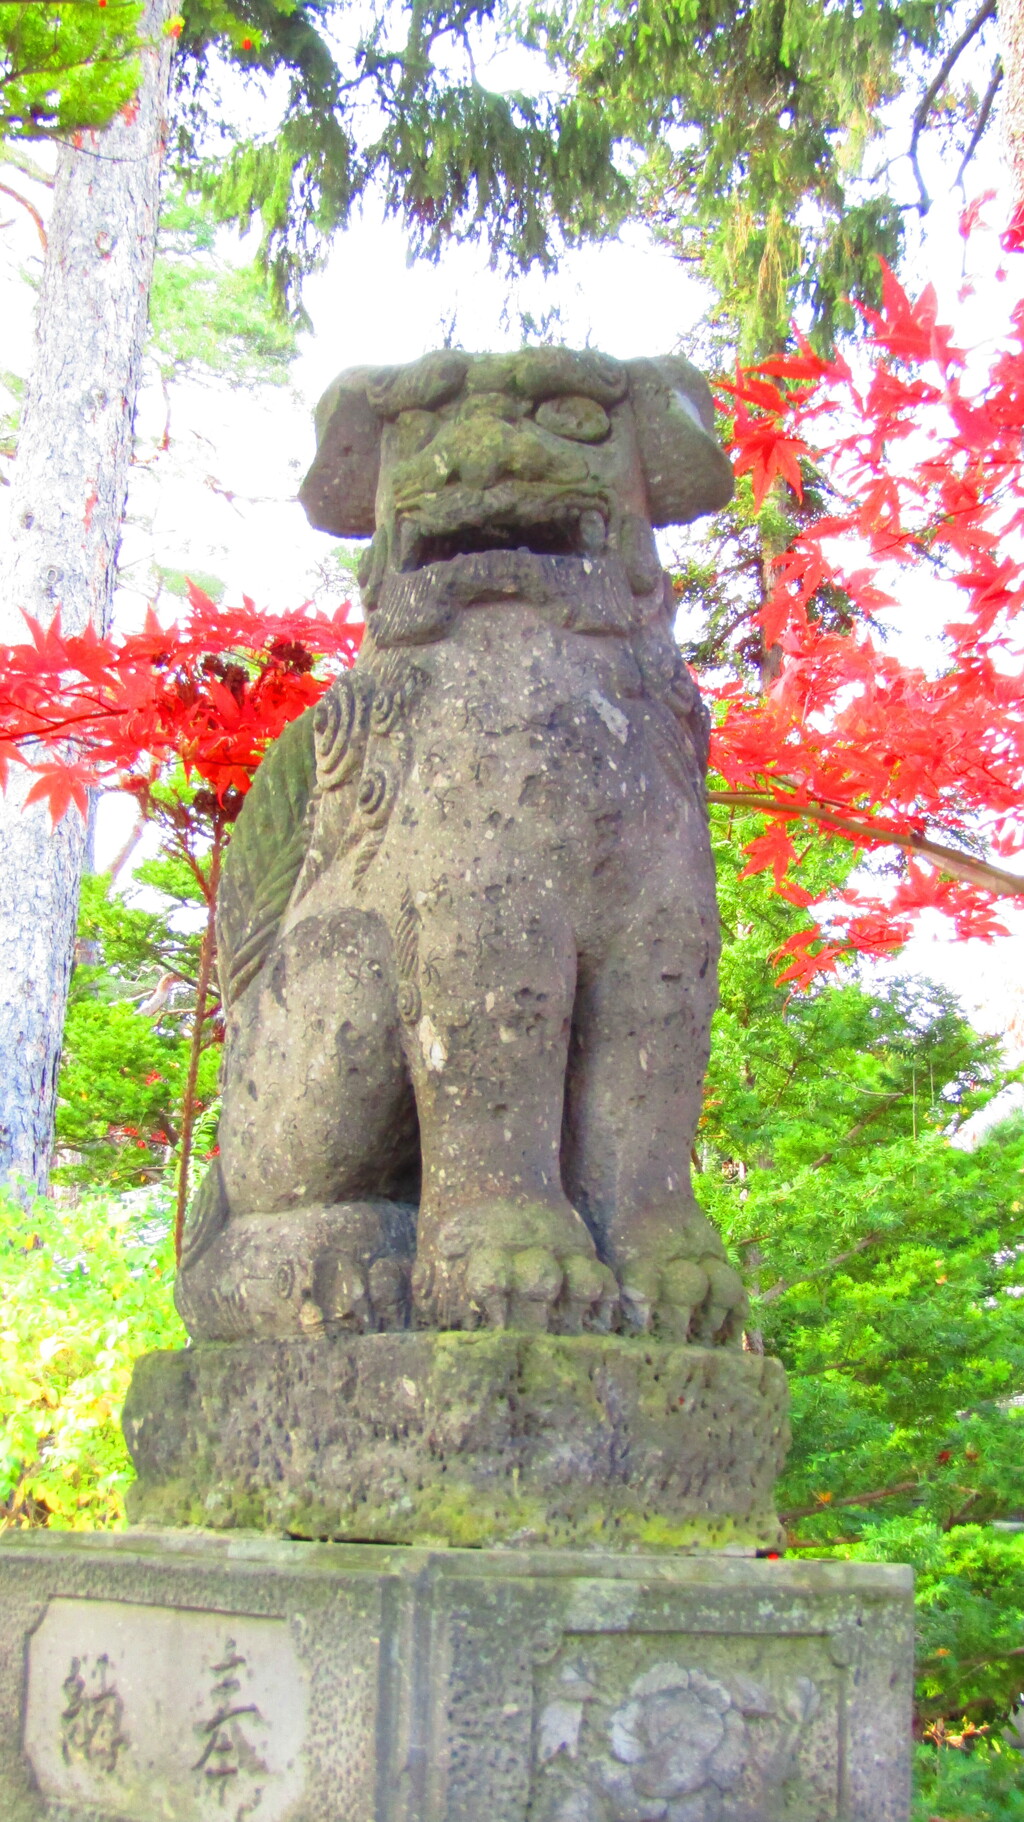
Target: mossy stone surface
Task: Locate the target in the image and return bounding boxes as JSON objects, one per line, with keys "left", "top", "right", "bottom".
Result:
{"left": 123, "top": 1331, "right": 788, "bottom": 1551}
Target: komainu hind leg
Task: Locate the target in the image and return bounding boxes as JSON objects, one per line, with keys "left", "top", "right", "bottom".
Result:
{"left": 177, "top": 902, "right": 420, "bottom": 1342}
{"left": 176, "top": 1177, "right": 416, "bottom": 1340}
{"left": 218, "top": 905, "right": 418, "bottom": 1217}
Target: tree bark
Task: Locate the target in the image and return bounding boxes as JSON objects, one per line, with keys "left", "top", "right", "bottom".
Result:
{"left": 1001, "top": 0, "right": 1024, "bottom": 203}
{"left": 0, "top": 0, "right": 174, "bottom": 1197}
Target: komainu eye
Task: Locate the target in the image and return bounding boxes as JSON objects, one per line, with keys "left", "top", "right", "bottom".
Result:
{"left": 534, "top": 395, "right": 611, "bottom": 443}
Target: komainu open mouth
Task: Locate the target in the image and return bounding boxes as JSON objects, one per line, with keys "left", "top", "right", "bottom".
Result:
{"left": 395, "top": 501, "right": 609, "bottom": 574}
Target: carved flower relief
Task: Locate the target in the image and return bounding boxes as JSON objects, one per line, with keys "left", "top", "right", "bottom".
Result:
{"left": 539, "top": 1659, "right": 821, "bottom": 1822}
{"left": 607, "top": 1666, "right": 746, "bottom": 1816}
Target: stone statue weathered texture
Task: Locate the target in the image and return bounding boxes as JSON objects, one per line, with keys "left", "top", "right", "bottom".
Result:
{"left": 121, "top": 344, "right": 793, "bottom": 1552}
{"left": 0, "top": 1533, "right": 915, "bottom": 1822}
{"left": 175, "top": 347, "right": 747, "bottom": 1349}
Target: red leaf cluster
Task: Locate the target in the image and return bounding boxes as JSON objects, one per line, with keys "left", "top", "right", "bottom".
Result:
{"left": 717, "top": 255, "right": 1024, "bottom": 979}
{"left": 0, "top": 582, "right": 361, "bottom": 822}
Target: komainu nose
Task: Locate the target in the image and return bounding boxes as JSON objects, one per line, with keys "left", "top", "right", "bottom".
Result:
{"left": 452, "top": 414, "right": 589, "bottom": 492}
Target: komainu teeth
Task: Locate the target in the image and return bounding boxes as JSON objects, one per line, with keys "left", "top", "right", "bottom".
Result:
{"left": 578, "top": 509, "right": 606, "bottom": 556}
{"left": 396, "top": 520, "right": 423, "bottom": 571}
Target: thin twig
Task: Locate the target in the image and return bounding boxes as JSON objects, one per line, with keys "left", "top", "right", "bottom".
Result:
{"left": 909, "top": 0, "right": 997, "bottom": 215}
{"left": 0, "top": 151, "right": 55, "bottom": 189}
{"left": 942, "top": 1488, "right": 980, "bottom": 1530}
{"left": 809, "top": 1096, "right": 902, "bottom": 1169}
{"left": 784, "top": 1537, "right": 858, "bottom": 1549}
{"left": 758, "top": 1232, "right": 882, "bottom": 1306}
{"left": 0, "top": 180, "right": 46, "bottom": 248}
{"left": 107, "top": 811, "right": 145, "bottom": 883}
{"left": 174, "top": 832, "right": 222, "bottom": 1263}
{"left": 955, "top": 56, "right": 1002, "bottom": 191}
{"left": 946, "top": 1642, "right": 1024, "bottom": 1673}
{"left": 780, "top": 1480, "right": 918, "bottom": 1523}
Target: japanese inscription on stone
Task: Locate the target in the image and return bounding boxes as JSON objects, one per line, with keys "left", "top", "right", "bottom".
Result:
{"left": 192, "top": 1636, "right": 270, "bottom": 1799}
{"left": 60, "top": 1652, "right": 129, "bottom": 1775}
{"left": 23, "top": 1598, "right": 308, "bottom": 1822}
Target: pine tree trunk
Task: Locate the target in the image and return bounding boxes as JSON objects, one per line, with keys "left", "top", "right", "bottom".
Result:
{"left": 0, "top": 0, "right": 174, "bottom": 1197}
{"left": 1001, "top": 0, "right": 1024, "bottom": 204}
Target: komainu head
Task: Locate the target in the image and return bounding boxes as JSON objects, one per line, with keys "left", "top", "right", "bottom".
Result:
{"left": 299, "top": 347, "right": 734, "bottom": 618}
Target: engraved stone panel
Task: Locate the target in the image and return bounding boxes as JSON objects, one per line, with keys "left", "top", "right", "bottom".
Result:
{"left": 23, "top": 1599, "right": 308, "bottom": 1822}
{"left": 529, "top": 1636, "right": 844, "bottom": 1822}
{"left": 0, "top": 1532, "right": 914, "bottom": 1822}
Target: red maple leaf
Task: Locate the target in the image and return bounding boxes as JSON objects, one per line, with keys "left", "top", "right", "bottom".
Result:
{"left": 24, "top": 763, "right": 91, "bottom": 824}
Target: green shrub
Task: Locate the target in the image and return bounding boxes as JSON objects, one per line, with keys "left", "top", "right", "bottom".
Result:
{"left": 0, "top": 1186, "right": 184, "bottom": 1529}
{"left": 912, "top": 1736, "right": 1024, "bottom": 1822}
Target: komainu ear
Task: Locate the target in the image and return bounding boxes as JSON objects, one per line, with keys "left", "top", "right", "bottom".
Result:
{"left": 626, "top": 356, "right": 735, "bottom": 528}
{"left": 298, "top": 366, "right": 390, "bottom": 538}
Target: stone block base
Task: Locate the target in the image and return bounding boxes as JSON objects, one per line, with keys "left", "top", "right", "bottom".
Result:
{"left": 0, "top": 1530, "right": 912, "bottom": 1821}
{"left": 122, "top": 1332, "right": 789, "bottom": 1552}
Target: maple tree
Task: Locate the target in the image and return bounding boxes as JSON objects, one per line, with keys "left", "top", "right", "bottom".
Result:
{"left": 0, "top": 583, "right": 360, "bottom": 1239}
{"left": 0, "top": 584, "right": 360, "bottom": 821}
{"left": 701, "top": 239, "right": 1024, "bottom": 984}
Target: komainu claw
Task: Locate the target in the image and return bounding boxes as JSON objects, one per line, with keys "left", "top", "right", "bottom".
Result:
{"left": 508, "top": 1245, "right": 564, "bottom": 1328}
{"left": 658, "top": 1258, "right": 711, "bottom": 1342}
{"left": 316, "top": 1253, "right": 371, "bottom": 1329}
{"left": 463, "top": 1245, "right": 515, "bottom": 1326}
{"left": 367, "top": 1255, "right": 409, "bottom": 1328}
{"left": 176, "top": 1200, "right": 415, "bottom": 1340}
{"left": 562, "top": 1255, "right": 618, "bottom": 1334}
{"left": 618, "top": 1261, "right": 660, "bottom": 1335}
{"left": 416, "top": 1198, "right": 613, "bottom": 1334}
{"left": 698, "top": 1257, "right": 749, "bottom": 1344}
{"left": 614, "top": 1242, "right": 745, "bottom": 1347}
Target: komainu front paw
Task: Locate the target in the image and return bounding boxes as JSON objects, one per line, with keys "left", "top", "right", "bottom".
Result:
{"left": 611, "top": 1208, "right": 748, "bottom": 1346}
{"left": 618, "top": 1254, "right": 747, "bottom": 1345}
{"left": 175, "top": 1200, "right": 416, "bottom": 1341}
{"left": 413, "top": 1199, "right": 618, "bottom": 1334}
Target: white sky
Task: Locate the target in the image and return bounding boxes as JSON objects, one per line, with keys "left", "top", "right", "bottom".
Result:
{"left": 3, "top": 76, "right": 1024, "bottom": 1058}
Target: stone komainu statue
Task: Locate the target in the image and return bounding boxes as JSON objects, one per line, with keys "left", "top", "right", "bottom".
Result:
{"left": 176, "top": 347, "right": 747, "bottom": 1345}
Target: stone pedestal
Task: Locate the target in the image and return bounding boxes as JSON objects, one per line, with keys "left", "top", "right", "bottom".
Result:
{"left": 0, "top": 1529, "right": 912, "bottom": 1822}
{"left": 122, "top": 1332, "right": 789, "bottom": 1552}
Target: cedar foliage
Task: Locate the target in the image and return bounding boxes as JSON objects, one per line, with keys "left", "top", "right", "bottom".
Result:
{"left": 172, "top": 0, "right": 631, "bottom": 312}
{"left": 0, "top": 0, "right": 145, "bottom": 141}
{"left": 531, "top": 0, "right": 1001, "bottom": 354}
{"left": 2, "top": 0, "right": 1004, "bottom": 342}
{"left": 150, "top": 185, "right": 298, "bottom": 381}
